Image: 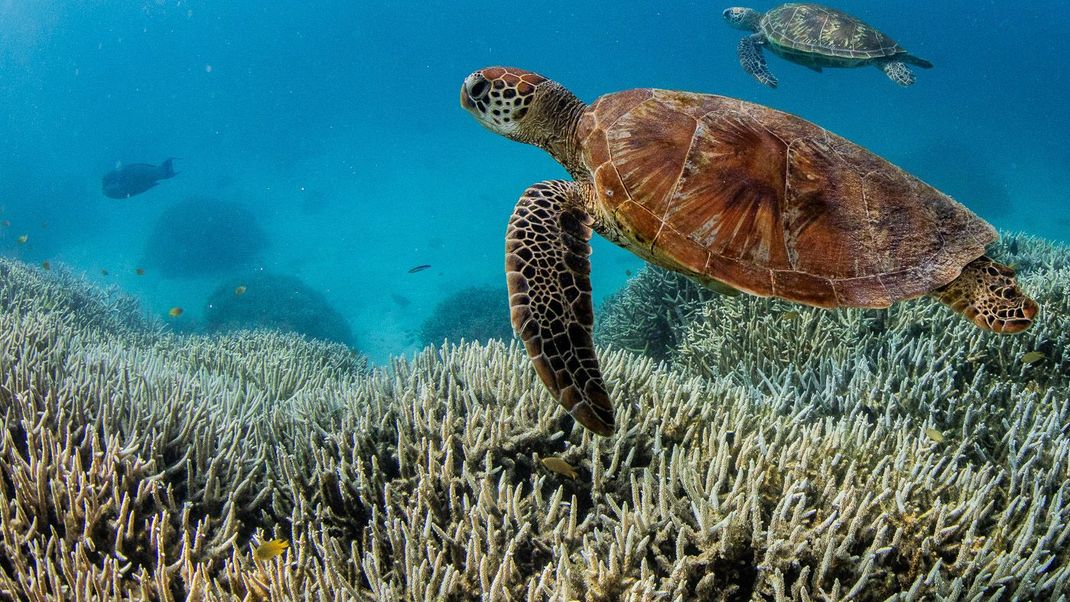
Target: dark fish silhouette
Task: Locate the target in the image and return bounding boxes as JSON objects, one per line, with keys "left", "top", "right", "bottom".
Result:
{"left": 407, "top": 264, "right": 431, "bottom": 273}
{"left": 102, "top": 158, "right": 177, "bottom": 199}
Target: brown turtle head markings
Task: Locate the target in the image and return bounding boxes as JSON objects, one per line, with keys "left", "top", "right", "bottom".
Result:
{"left": 460, "top": 67, "right": 548, "bottom": 137}
{"left": 461, "top": 67, "right": 588, "bottom": 177}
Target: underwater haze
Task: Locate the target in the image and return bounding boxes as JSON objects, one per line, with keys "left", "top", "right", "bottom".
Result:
{"left": 1, "top": 0, "right": 1068, "bottom": 362}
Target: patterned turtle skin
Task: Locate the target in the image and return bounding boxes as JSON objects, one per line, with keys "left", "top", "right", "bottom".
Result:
{"left": 724, "top": 3, "right": 933, "bottom": 87}
{"left": 461, "top": 67, "right": 1037, "bottom": 438}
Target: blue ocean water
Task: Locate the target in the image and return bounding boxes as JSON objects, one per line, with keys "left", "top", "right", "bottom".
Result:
{"left": 1, "top": 1, "right": 1067, "bottom": 362}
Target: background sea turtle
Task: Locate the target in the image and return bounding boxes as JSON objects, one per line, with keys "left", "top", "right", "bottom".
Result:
{"left": 723, "top": 3, "right": 933, "bottom": 87}
{"left": 460, "top": 67, "right": 1037, "bottom": 436}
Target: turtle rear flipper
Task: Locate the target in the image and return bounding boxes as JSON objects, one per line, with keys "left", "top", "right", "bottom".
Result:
{"left": 739, "top": 34, "right": 778, "bottom": 88}
{"left": 902, "top": 54, "right": 933, "bottom": 69}
{"left": 931, "top": 256, "right": 1038, "bottom": 334}
{"left": 506, "top": 180, "right": 614, "bottom": 436}
{"left": 880, "top": 60, "right": 916, "bottom": 86}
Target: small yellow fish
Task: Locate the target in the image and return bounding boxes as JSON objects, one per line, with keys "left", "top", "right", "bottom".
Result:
{"left": 41, "top": 260, "right": 50, "bottom": 271}
{"left": 254, "top": 538, "right": 289, "bottom": 561}
{"left": 925, "top": 427, "right": 945, "bottom": 443}
{"left": 540, "top": 456, "right": 577, "bottom": 480}
{"left": 1021, "top": 351, "right": 1046, "bottom": 365}
{"left": 234, "top": 285, "right": 247, "bottom": 297}
{"left": 136, "top": 267, "right": 145, "bottom": 276}
{"left": 781, "top": 311, "right": 801, "bottom": 320}
{"left": 168, "top": 307, "right": 183, "bottom": 318}
{"left": 16, "top": 234, "right": 28, "bottom": 244}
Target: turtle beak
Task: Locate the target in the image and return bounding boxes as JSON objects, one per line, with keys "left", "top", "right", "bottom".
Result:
{"left": 460, "top": 85, "right": 475, "bottom": 110}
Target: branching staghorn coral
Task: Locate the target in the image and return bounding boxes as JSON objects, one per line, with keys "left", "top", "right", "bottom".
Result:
{"left": 595, "top": 266, "right": 720, "bottom": 362}
{"left": 0, "top": 235, "right": 1069, "bottom": 600}
{"left": 674, "top": 237, "right": 1070, "bottom": 467}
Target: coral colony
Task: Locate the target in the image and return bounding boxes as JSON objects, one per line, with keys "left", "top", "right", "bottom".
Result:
{"left": 0, "top": 232, "right": 1067, "bottom": 598}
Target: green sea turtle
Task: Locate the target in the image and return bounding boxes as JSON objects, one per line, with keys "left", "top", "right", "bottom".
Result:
{"left": 723, "top": 3, "right": 933, "bottom": 87}
{"left": 460, "top": 67, "right": 1037, "bottom": 436}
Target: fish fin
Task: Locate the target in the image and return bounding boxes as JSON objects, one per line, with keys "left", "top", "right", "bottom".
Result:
{"left": 160, "top": 158, "right": 178, "bottom": 179}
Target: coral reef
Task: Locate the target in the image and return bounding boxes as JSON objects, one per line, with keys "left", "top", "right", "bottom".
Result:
{"left": 141, "top": 196, "right": 268, "bottom": 278}
{"left": 419, "top": 284, "right": 513, "bottom": 346}
{"left": 595, "top": 266, "right": 719, "bottom": 362}
{"left": 0, "top": 235, "right": 1069, "bottom": 600}
{"left": 203, "top": 272, "right": 356, "bottom": 347}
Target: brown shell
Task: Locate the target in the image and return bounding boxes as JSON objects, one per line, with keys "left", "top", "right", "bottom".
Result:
{"left": 577, "top": 89, "right": 997, "bottom": 308}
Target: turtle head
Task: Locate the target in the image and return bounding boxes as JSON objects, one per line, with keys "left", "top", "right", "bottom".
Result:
{"left": 723, "top": 7, "right": 761, "bottom": 31}
{"left": 460, "top": 67, "right": 551, "bottom": 138}
{"left": 461, "top": 67, "right": 588, "bottom": 175}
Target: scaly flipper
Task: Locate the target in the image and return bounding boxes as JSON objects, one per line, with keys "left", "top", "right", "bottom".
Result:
{"left": 880, "top": 60, "right": 916, "bottom": 86}
{"left": 505, "top": 180, "right": 614, "bottom": 436}
{"left": 902, "top": 54, "right": 933, "bottom": 69}
{"left": 739, "top": 33, "right": 777, "bottom": 88}
{"left": 931, "top": 256, "right": 1038, "bottom": 333}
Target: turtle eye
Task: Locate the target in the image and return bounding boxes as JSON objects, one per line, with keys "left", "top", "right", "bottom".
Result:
{"left": 467, "top": 76, "right": 489, "bottom": 100}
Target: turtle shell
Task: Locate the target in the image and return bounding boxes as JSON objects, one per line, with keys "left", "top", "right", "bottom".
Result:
{"left": 761, "top": 3, "right": 902, "bottom": 61}
{"left": 577, "top": 89, "right": 997, "bottom": 309}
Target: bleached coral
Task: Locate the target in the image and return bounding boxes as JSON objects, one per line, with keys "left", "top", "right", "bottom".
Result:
{"left": 1, "top": 235, "right": 1069, "bottom": 600}
{"left": 595, "top": 266, "right": 717, "bottom": 362}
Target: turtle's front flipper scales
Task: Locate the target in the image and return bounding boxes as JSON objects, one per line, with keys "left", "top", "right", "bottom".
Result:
{"left": 931, "top": 256, "right": 1038, "bottom": 334}
{"left": 506, "top": 180, "right": 614, "bottom": 436}
{"left": 880, "top": 60, "right": 916, "bottom": 86}
{"left": 739, "top": 34, "right": 778, "bottom": 88}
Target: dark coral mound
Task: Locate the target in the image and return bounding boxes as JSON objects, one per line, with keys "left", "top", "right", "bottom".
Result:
{"left": 141, "top": 196, "right": 268, "bottom": 278}
{"left": 420, "top": 284, "right": 512, "bottom": 346}
{"left": 204, "top": 272, "right": 355, "bottom": 347}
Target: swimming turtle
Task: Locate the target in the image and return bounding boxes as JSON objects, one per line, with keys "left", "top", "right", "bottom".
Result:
{"left": 460, "top": 67, "right": 1037, "bottom": 436}
{"left": 723, "top": 3, "right": 933, "bottom": 87}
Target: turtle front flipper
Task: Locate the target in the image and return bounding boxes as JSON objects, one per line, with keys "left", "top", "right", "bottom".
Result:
{"left": 931, "top": 256, "right": 1039, "bottom": 334}
{"left": 880, "top": 60, "right": 916, "bottom": 86}
{"left": 739, "top": 33, "right": 778, "bottom": 88}
{"left": 506, "top": 180, "right": 614, "bottom": 436}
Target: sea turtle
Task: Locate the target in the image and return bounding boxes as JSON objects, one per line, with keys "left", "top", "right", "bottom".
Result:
{"left": 460, "top": 67, "right": 1037, "bottom": 436}
{"left": 723, "top": 3, "right": 933, "bottom": 87}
